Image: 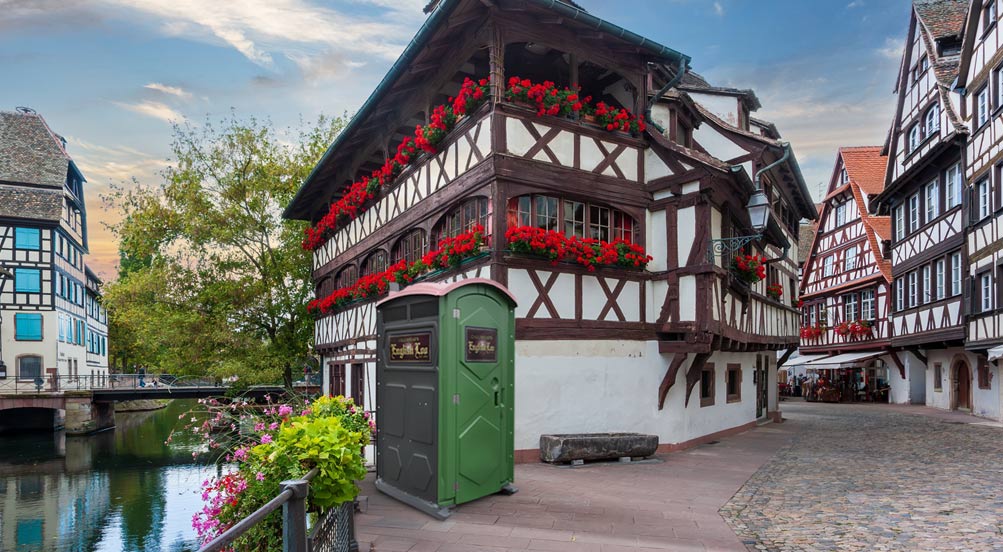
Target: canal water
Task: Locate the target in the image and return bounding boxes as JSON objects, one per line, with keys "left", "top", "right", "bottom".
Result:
{"left": 0, "top": 400, "right": 210, "bottom": 551}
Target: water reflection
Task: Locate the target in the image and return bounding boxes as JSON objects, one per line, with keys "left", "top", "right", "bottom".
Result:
{"left": 0, "top": 400, "right": 209, "bottom": 551}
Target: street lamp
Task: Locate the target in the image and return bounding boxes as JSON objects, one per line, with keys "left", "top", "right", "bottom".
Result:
{"left": 706, "top": 143, "right": 789, "bottom": 263}
{"left": 0, "top": 264, "right": 12, "bottom": 379}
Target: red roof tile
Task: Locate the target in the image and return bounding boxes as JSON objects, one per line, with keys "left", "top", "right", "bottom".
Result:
{"left": 839, "top": 146, "right": 888, "bottom": 196}
{"left": 914, "top": 0, "right": 968, "bottom": 40}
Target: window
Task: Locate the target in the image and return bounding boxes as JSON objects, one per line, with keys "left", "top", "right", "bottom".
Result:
{"left": 845, "top": 245, "right": 859, "bottom": 271}
{"left": 14, "top": 268, "right": 41, "bottom": 293}
{"left": 361, "top": 250, "right": 388, "bottom": 276}
{"left": 946, "top": 164, "right": 963, "bottom": 209}
{"left": 919, "top": 55, "right": 929, "bottom": 74}
{"left": 835, "top": 202, "right": 847, "bottom": 227}
{"left": 908, "top": 124, "right": 921, "bottom": 152}
{"left": 15, "top": 314, "right": 43, "bottom": 341}
{"left": 979, "top": 358, "right": 992, "bottom": 390}
{"left": 982, "top": 272, "right": 994, "bottom": 312}
{"left": 15, "top": 228, "right": 40, "bottom": 250}
{"left": 925, "top": 103, "right": 940, "bottom": 136}
{"left": 507, "top": 194, "right": 636, "bottom": 243}
{"left": 977, "top": 86, "right": 990, "bottom": 128}
{"left": 329, "top": 363, "right": 346, "bottom": 397}
{"left": 925, "top": 180, "right": 939, "bottom": 222}
{"left": 700, "top": 364, "right": 715, "bottom": 407}
{"left": 352, "top": 363, "right": 365, "bottom": 409}
{"left": 726, "top": 364, "right": 741, "bottom": 403}
{"left": 840, "top": 168, "right": 848, "bottom": 184}
{"left": 934, "top": 363, "right": 943, "bottom": 391}
{"left": 844, "top": 293, "right": 859, "bottom": 322}
{"left": 923, "top": 265, "right": 931, "bottom": 304}
{"left": 986, "top": 0, "right": 998, "bottom": 32}
{"left": 823, "top": 256, "right": 835, "bottom": 277}
{"left": 435, "top": 197, "right": 489, "bottom": 241}
{"left": 908, "top": 271, "right": 918, "bottom": 308}
{"left": 18, "top": 356, "right": 42, "bottom": 380}
{"left": 335, "top": 265, "right": 357, "bottom": 289}
{"left": 908, "top": 194, "right": 920, "bottom": 232}
{"left": 392, "top": 229, "right": 426, "bottom": 265}
{"left": 936, "top": 259, "right": 946, "bottom": 300}
{"left": 861, "top": 289, "right": 875, "bottom": 320}
{"left": 998, "top": 66, "right": 1003, "bottom": 108}
{"left": 977, "top": 178, "right": 991, "bottom": 220}
{"left": 894, "top": 205, "right": 905, "bottom": 240}
{"left": 952, "top": 253, "right": 963, "bottom": 296}
{"left": 896, "top": 278, "right": 905, "bottom": 311}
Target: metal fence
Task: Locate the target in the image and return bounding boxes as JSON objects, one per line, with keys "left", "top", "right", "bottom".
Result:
{"left": 0, "top": 373, "right": 221, "bottom": 394}
{"left": 197, "top": 468, "right": 358, "bottom": 552}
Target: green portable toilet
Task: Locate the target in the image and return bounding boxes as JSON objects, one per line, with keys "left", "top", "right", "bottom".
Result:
{"left": 375, "top": 279, "right": 517, "bottom": 519}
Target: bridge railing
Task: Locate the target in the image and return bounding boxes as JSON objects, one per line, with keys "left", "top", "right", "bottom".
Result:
{"left": 197, "top": 467, "right": 358, "bottom": 552}
{"left": 0, "top": 374, "right": 225, "bottom": 394}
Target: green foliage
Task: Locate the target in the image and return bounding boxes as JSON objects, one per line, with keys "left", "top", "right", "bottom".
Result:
{"left": 102, "top": 113, "right": 348, "bottom": 382}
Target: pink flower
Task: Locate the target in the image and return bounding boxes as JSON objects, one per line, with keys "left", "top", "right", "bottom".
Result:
{"left": 233, "top": 447, "right": 248, "bottom": 461}
{"left": 256, "top": 472, "right": 265, "bottom": 481}
{"left": 278, "top": 405, "right": 293, "bottom": 417}
{"left": 254, "top": 422, "right": 265, "bottom": 432}
{"left": 260, "top": 434, "right": 273, "bottom": 444}
{"left": 269, "top": 422, "right": 278, "bottom": 430}
{"left": 301, "top": 409, "right": 311, "bottom": 416}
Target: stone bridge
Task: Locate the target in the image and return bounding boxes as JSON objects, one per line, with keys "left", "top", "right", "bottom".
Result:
{"left": 0, "top": 392, "right": 115, "bottom": 434}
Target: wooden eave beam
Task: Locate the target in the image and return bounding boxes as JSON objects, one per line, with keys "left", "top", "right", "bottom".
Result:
{"left": 657, "top": 353, "right": 688, "bottom": 410}
{"left": 683, "top": 352, "right": 712, "bottom": 408}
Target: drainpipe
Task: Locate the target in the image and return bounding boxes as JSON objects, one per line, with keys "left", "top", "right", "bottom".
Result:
{"left": 645, "top": 60, "right": 689, "bottom": 135}
{"left": 755, "top": 143, "right": 792, "bottom": 265}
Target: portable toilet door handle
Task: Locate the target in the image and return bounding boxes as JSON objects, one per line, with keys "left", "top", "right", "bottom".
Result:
{"left": 494, "top": 389, "right": 500, "bottom": 407}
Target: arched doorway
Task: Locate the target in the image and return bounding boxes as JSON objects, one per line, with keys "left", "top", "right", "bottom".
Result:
{"left": 952, "top": 359, "right": 972, "bottom": 411}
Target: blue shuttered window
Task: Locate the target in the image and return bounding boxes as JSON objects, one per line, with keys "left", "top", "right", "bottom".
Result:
{"left": 14, "top": 269, "right": 41, "bottom": 293}
{"left": 14, "top": 314, "right": 43, "bottom": 341}
{"left": 15, "top": 228, "right": 41, "bottom": 250}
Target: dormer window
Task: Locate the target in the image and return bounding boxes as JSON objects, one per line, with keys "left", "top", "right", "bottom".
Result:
{"left": 925, "top": 103, "right": 940, "bottom": 136}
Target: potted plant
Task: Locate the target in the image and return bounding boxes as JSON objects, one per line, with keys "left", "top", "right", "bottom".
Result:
{"left": 732, "top": 252, "right": 767, "bottom": 285}
{"left": 766, "top": 283, "right": 783, "bottom": 301}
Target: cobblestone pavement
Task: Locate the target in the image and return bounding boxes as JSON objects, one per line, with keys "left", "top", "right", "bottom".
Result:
{"left": 721, "top": 401, "right": 1003, "bottom": 552}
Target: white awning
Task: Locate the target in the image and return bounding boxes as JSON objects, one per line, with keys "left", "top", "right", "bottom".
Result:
{"left": 781, "top": 354, "right": 829, "bottom": 367}
{"left": 805, "top": 351, "right": 887, "bottom": 366}
{"left": 989, "top": 346, "right": 1003, "bottom": 362}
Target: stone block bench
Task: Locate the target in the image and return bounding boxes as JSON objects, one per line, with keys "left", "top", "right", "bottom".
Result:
{"left": 539, "top": 433, "right": 659, "bottom": 464}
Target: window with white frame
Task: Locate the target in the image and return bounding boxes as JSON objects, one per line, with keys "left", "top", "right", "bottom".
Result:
{"left": 977, "top": 178, "right": 991, "bottom": 220}
{"left": 908, "top": 271, "right": 918, "bottom": 308}
{"left": 896, "top": 278, "right": 905, "bottom": 311}
{"left": 908, "top": 124, "right": 921, "bottom": 152}
{"left": 946, "top": 163, "right": 962, "bottom": 209}
{"left": 952, "top": 252, "right": 962, "bottom": 296}
{"left": 909, "top": 194, "right": 920, "bottom": 231}
{"left": 894, "top": 204, "right": 905, "bottom": 240}
{"left": 936, "top": 258, "right": 945, "bottom": 300}
{"left": 998, "top": 66, "right": 1003, "bottom": 108}
{"left": 845, "top": 245, "right": 859, "bottom": 271}
{"left": 844, "top": 293, "right": 859, "bottom": 322}
{"left": 840, "top": 168, "right": 848, "bottom": 184}
{"left": 925, "top": 103, "right": 940, "bottom": 136}
{"left": 986, "top": 0, "right": 998, "bottom": 31}
{"left": 982, "top": 272, "right": 994, "bottom": 312}
{"left": 978, "top": 86, "right": 991, "bottom": 128}
{"left": 861, "top": 289, "right": 875, "bottom": 320}
{"left": 923, "top": 265, "right": 931, "bottom": 304}
{"left": 823, "top": 255, "right": 835, "bottom": 277}
{"left": 809, "top": 304, "right": 817, "bottom": 326}
{"left": 925, "top": 179, "right": 939, "bottom": 222}
{"left": 835, "top": 202, "right": 847, "bottom": 226}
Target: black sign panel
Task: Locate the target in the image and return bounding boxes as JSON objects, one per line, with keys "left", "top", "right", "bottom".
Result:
{"left": 465, "top": 327, "right": 498, "bottom": 362}
{"left": 388, "top": 333, "right": 432, "bottom": 364}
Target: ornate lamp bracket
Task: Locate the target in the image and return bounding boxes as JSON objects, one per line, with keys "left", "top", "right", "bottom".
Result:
{"left": 706, "top": 234, "right": 762, "bottom": 263}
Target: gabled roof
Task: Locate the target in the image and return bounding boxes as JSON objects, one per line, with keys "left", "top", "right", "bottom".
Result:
{"left": 839, "top": 146, "right": 887, "bottom": 196}
{"left": 0, "top": 109, "right": 72, "bottom": 188}
{"left": 914, "top": 0, "right": 968, "bottom": 41}
{"left": 0, "top": 184, "right": 63, "bottom": 222}
{"left": 798, "top": 221, "right": 818, "bottom": 265}
{"left": 677, "top": 70, "right": 762, "bottom": 111}
{"left": 284, "top": 0, "right": 689, "bottom": 221}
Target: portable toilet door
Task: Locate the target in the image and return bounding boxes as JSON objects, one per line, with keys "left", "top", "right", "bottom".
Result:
{"left": 440, "top": 281, "right": 516, "bottom": 507}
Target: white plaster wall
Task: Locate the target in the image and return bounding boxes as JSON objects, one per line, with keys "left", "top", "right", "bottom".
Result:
{"left": 688, "top": 92, "right": 741, "bottom": 126}
{"left": 973, "top": 361, "right": 1000, "bottom": 420}
{"left": 0, "top": 310, "right": 58, "bottom": 382}
{"left": 647, "top": 210, "right": 667, "bottom": 272}
{"left": 513, "top": 340, "right": 766, "bottom": 450}
{"left": 926, "top": 349, "right": 952, "bottom": 410}
{"left": 692, "top": 124, "right": 746, "bottom": 162}
{"left": 888, "top": 353, "right": 915, "bottom": 404}
{"left": 909, "top": 360, "right": 927, "bottom": 404}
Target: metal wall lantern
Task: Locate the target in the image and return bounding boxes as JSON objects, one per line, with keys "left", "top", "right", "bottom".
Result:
{"left": 706, "top": 190, "right": 771, "bottom": 263}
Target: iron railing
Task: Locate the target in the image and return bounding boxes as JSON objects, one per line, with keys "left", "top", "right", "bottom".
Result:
{"left": 0, "top": 374, "right": 320, "bottom": 395}
{"left": 197, "top": 468, "right": 358, "bottom": 552}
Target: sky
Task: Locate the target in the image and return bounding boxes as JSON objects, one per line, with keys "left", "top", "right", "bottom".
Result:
{"left": 0, "top": 0, "right": 912, "bottom": 279}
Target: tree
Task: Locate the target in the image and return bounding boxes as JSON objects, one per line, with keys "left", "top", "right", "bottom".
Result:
{"left": 103, "top": 113, "right": 346, "bottom": 384}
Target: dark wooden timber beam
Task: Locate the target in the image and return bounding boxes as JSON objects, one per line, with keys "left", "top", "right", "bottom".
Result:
{"left": 888, "top": 351, "right": 906, "bottom": 380}
{"left": 777, "top": 347, "right": 796, "bottom": 368}
{"left": 683, "top": 352, "right": 712, "bottom": 408}
{"left": 657, "top": 353, "right": 688, "bottom": 410}
{"left": 905, "top": 346, "right": 927, "bottom": 365}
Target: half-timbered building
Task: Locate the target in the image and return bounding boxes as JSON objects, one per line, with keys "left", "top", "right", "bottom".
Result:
{"left": 0, "top": 108, "right": 109, "bottom": 387}
{"left": 284, "top": 0, "right": 816, "bottom": 460}
{"left": 798, "top": 148, "right": 894, "bottom": 394}
{"left": 952, "top": 0, "right": 1003, "bottom": 418}
{"left": 872, "top": 0, "right": 995, "bottom": 415}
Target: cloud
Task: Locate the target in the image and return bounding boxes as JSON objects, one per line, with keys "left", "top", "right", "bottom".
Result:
{"left": 144, "top": 82, "right": 192, "bottom": 99}
{"left": 713, "top": 1, "right": 725, "bottom": 16}
{"left": 95, "top": 0, "right": 419, "bottom": 70}
{"left": 113, "top": 100, "right": 183, "bottom": 123}
{"left": 877, "top": 37, "right": 902, "bottom": 61}
{"left": 847, "top": 0, "right": 864, "bottom": 8}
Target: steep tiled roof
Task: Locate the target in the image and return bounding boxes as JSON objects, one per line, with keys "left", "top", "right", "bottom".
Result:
{"left": 867, "top": 216, "right": 891, "bottom": 241}
{"left": 0, "top": 183, "right": 63, "bottom": 221}
{"left": 839, "top": 146, "right": 887, "bottom": 196}
{"left": 0, "top": 110, "right": 70, "bottom": 188}
{"left": 914, "top": 0, "right": 968, "bottom": 40}
{"left": 798, "top": 221, "right": 818, "bottom": 265}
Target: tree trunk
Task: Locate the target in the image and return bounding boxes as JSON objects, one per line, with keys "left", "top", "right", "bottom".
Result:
{"left": 283, "top": 362, "right": 293, "bottom": 389}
